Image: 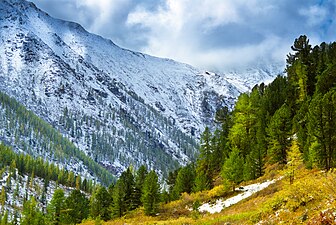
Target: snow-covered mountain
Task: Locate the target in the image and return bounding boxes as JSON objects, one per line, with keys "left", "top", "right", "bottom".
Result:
{"left": 0, "top": 0, "right": 283, "bottom": 177}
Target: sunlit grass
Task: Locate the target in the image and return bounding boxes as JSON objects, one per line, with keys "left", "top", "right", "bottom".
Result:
{"left": 81, "top": 166, "right": 336, "bottom": 225}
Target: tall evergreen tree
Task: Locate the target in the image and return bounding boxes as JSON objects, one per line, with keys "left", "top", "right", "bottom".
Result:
{"left": 141, "top": 170, "right": 161, "bottom": 216}
{"left": 229, "top": 93, "right": 256, "bottom": 159}
{"left": 285, "top": 139, "right": 303, "bottom": 184}
{"left": 21, "top": 197, "right": 45, "bottom": 225}
{"left": 90, "top": 186, "right": 112, "bottom": 221}
{"left": 111, "top": 180, "right": 126, "bottom": 218}
{"left": 111, "top": 168, "right": 135, "bottom": 217}
{"left": 133, "top": 165, "right": 148, "bottom": 208}
{"left": 0, "top": 187, "right": 6, "bottom": 214}
{"left": 193, "top": 170, "right": 211, "bottom": 193}
{"left": 47, "top": 189, "right": 66, "bottom": 225}
{"left": 267, "top": 104, "right": 292, "bottom": 164}
{"left": 171, "top": 164, "right": 195, "bottom": 199}
{"left": 195, "top": 127, "right": 213, "bottom": 190}
{"left": 308, "top": 90, "right": 336, "bottom": 170}
{"left": 221, "top": 148, "right": 244, "bottom": 191}
{"left": 64, "top": 189, "right": 89, "bottom": 224}
{"left": 210, "top": 129, "right": 227, "bottom": 174}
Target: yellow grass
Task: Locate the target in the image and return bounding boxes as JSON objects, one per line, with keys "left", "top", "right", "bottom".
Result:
{"left": 81, "top": 167, "right": 336, "bottom": 225}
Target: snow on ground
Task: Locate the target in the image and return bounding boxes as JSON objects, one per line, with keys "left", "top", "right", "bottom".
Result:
{"left": 199, "top": 178, "right": 280, "bottom": 214}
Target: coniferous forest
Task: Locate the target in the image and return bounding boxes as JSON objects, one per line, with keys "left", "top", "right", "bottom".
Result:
{"left": 0, "top": 35, "right": 336, "bottom": 224}
{"left": 167, "top": 35, "right": 336, "bottom": 197}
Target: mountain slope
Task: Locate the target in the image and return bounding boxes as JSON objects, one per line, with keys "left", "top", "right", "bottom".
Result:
{"left": 0, "top": 0, "right": 283, "bottom": 176}
{"left": 0, "top": 90, "right": 114, "bottom": 185}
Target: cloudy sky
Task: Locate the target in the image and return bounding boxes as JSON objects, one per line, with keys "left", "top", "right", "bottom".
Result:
{"left": 30, "top": 0, "right": 335, "bottom": 71}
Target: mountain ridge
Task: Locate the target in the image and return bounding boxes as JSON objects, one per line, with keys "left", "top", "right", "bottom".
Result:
{"left": 0, "top": 0, "right": 283, "bottom": 177}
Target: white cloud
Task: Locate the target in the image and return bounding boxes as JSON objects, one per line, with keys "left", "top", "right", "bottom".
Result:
{"left": 126, "top": 0, "right": 287, "bottom": 70}
{"left": 30, "top": 0, "right": 334, "bottom": 71}
{"left": 75, "top": 0, "right": 131, "bottom": 33}
{"left": 299, "top": 5, "right": 327, "bottom": 27}
{"left": 167, "top": 35, "right": 290, "bottom": 70}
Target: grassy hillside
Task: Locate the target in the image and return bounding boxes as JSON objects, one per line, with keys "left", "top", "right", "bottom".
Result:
{"left": 79, "top": 35, "right": 336, "bottom": 225}
{"left": 80, "top": 165, "right": 336, "bottom": 224}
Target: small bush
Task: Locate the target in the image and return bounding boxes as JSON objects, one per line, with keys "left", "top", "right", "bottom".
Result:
{"left": 207, "top": 185, "right": 228, "bottom": 199}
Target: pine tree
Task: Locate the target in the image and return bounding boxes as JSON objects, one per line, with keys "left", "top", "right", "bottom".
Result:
{"left": 228, "top": 93, "right": 256, "bottom": 159}
{"left": 167, "top": 169, "right": 179, "bottom": 197}
{"left": 195, "top": 127, "right": 213, "bottom": 191}
{"left": 172, "top": 164, "right": 195, "bottom": 199}
{"left": 221, "top": 148, "right": 244, "bottom": 191}
{"left": 21, "top": 197, "right": 45, "bottom": 225}
{"left": 267, "top": 104, "right": 292, "bottom": 164}
{"left": 133, "top": 165, "right": 148, "bottom": 208}
{"left": 243, "top": 153, "right": 255, "bottom": 181}
{"left": 316, "top": 64, "right": 336, "bottom": 95}
{"left": 1, "top": 211, "right": 8, "bottom": 225}
{"left": 111, "top": 167, "right": 136, "bottom": 217}
{"left": 193, "top": 171, "right": 210, "bottom": 192}
{"left": 210, "top": 129, "right": 226, "bottom": 174}
{"left": 111, "top": 180, "right": 126, "bottom": 218}
{"left": 64, "top": 189, "right": 89, "bottom": 224}
{"left": 308, "top": 90, "right": 336, "bottom": 170}
{"left": 141, "top": 170, "right": 160, "bottom": 216}
{"left": 90, "top": 186, "right": 112, "bottom": 221}
{"left": 293, "top": 101, "right": 310, "bottom": 166}
{"left": 47, "top": 189, "right": 65, "bottom": 225}
{"left": 285, "top": 139, "right": 303, "bottom": 184}
{"left": 75, "top": 175, "right": 81, "bottom": 190}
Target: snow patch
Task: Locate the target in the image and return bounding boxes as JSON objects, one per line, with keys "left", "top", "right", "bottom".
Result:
{"left": 199, "top": 178, "right": 280, "bottom": 214}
